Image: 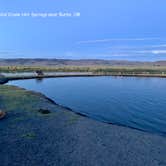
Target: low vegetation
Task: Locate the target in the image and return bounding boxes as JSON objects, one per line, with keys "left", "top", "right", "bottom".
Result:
{"left": 1, "top": 65, "right": 166, "bottom": 75}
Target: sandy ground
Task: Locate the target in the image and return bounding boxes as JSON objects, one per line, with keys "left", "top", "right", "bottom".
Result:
{"left": 0, "top": 85, "right": 166, "bottom": 166}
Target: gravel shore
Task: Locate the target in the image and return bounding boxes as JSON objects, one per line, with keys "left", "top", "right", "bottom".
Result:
{"left": 0, "top": 85, "right": 166, "bottom": 166}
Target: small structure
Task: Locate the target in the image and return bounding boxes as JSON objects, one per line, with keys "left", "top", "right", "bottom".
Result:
{"left": 35, "top": 70, "right": 44, "bottom": 76}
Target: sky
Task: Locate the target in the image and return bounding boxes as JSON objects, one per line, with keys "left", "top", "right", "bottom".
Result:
{"left": 0, "top": 0, "right": 166, "bottom": 61}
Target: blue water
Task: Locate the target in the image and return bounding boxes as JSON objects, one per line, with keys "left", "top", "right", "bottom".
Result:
{"left": 8, "top": 76, "right": 166, "bottom": 134}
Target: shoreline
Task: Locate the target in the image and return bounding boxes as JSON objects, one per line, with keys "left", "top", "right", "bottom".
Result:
{"left": 1, "top": 72, "right": 166, "bottom": 84}
{"left": 0, "top": 84, "right": 166, "bottom": 165}
{"left": 5, "top": 80, "right": 166, "bottom": 136}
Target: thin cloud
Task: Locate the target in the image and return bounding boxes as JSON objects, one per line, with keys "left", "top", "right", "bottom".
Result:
{"left": 107, "top": 44, "right": 166, "bottom": 50}
{"left": 151, "top": 44, "right": 166, "bottom": 48}
{"left": 0, "top": 50, "right": 25, "bottom": 58}
{"left": 77, "top": 37, "right": 160, "bottom": 44}
{"left": 0, "top": 51, "right": 13, "bottom": 54}
{"left": 136, "top": 50, "right": 166, "bottom": 54}
{"left": 107, "top": 49, "right": 166, "bottom": 56}
{"left": 151, "top": 50, "right": 166, "bottom": 54}
{"left": 110, "top": 53, "right": 134, "bottom": 57}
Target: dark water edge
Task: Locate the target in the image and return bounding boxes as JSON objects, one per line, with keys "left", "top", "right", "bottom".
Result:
{"left": 41, "top": 99, "right": 166, "bottom": 137}
{"left": 7, "top": 76, "right": 166, "bottom": 136}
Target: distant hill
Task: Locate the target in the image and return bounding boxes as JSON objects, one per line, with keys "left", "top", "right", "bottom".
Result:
{"left": 0, "top": 59, "right": 166, "bottom": 66}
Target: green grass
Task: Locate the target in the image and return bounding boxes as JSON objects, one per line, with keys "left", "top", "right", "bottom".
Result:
{"left": 1, "top": 65, "right": 166, "bottom": 75}
{"left": 0, "top": 85, "right": 54, "bottom": 114}
{"left": 0, "top": 86, "right": 38, "bottom": 112}
{"left": 21, "top": 132, "right": 36, "bottom": 139}
{"left": 66, "top": 114, "right": 80, "bottom": 126}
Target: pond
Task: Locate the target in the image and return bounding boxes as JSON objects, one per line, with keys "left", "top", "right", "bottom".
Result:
{"left": 8, "top": 76, "right": 166, "bottom": 135}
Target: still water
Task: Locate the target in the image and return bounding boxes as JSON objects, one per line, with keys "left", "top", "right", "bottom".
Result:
{"left": 8, "top": 76, "right": 166, "bottom": 134}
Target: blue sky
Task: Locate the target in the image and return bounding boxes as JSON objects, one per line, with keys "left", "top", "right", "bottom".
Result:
{"left": 0, "top": 0, "right": 166, "bottom": 61}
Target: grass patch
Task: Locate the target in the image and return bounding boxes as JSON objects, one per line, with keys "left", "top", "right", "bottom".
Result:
{"left": 1, "top": 65, "right": 166, "bottom": 75}
{"left": 66, "top": 114, "right": 80, "bottom": 126}
{"left": 21, "top": 132, "right": 36, "bottom": 139}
